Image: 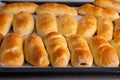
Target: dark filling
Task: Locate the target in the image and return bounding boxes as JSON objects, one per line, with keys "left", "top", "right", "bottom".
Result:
{"left": 80, "top": 63, "right": 87, "bottom": 65}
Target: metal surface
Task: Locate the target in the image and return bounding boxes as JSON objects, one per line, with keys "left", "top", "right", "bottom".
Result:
{"left": 0, "top": 67, "right": 119, "bottom": 74}
{"left": 1, "top": 0, "right": 94, "bottom": 2}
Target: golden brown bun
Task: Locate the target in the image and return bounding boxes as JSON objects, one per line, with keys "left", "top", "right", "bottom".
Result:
{"left": 114, "top": 29, "right": 120, "bottom": 39}
{"left": 94, "top": 0, "right": 120, "bottom": 13}
{"left": 77, "top": 4, "right": 119, "bottom": 21}
{"left": 0, "top": 12, "right": 13, "bottom": 36}
{"left": 0, "top": 33, "right": 3, "bottom": 45}
{"left": 77, "top": 15, "right": 97, "bottom": 38}
{"left": 0, "top": 33, "right": 24, "bottom": 67}
{"left": 114, "top": 18, "right": 120, "bottom": 39}
{"left": 44, "top": 32, "right": 70, "bottom": 67}
{"left": 95, "top": 45, "right": 119, "bottom": 67}
{"left": 111, "top": 38, "right": 120, "bottom": 61}
{"left": 13, "top": 12, "right": 34, "bottom": 36}
{"left": 67, "top": 35, "right": 93, "bottom": 67}
{"left": 97, "top": 17, "right": 113, "bottom": 41}
{"left": 88, "top": 36, "right": 109, "bottom": 53}
{"left": 36, "top": 3, "right": 77, "bottom": 17}
{"left": 77, "top": 4, "right": 102, "bottom": 16}
{"left": 1, "top": 2, "right": 38, "bottom": 14}
{"left": 88, "top": 36, "right": 119, "bottom": 67}
{"left": 24, "top": 34, "right": 50, "bottom": 67}
{"left": 101, "top": 9, "right": 119, "bottom": 21}
{"left": 57, "top": 14, "right": 77, "bottom": 37}
{"left": 36, "top": 13, "right": 58, "bottom": 38}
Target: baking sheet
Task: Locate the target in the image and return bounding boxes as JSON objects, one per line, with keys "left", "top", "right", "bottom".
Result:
{"left": 0, "top": 67, "right": 120, "bottom": 74}
{"left": 0, "top": 1, "right": 120, "bottom": 74}
{"left": 1, "top": 0, "right": 94, "bottom": 2}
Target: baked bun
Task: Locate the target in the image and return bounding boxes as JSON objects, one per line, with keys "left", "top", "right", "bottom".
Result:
{"left": 0, "top": 12, "right": 13, "bottom": 36}
{"left": 77, "top": 4, "right": 119, "bottom": 21}
{"left": 67, "top": 35, "right": 93, "bottom": 67}
{"left": 1, "top": 2, "right": 38, "bottom": 14}
{"left": 88, "top": 36, "right": 119, "bottom": 67}
{"left": 97, "top": 17, "right": 113, "bottom": 41}
{"left": 36, "top": 13, "right": 58, "bottom": 38}
{"left": 13, "top": 12, "right": 34, "bottom": 36}
{"left": 114, "top": 18, "right": 120, "bottom": 39}
{"left": 44, "top": 32, "right": 70, "bottom": 67}
{"left": 77, "top": 15, "right": 97, "bottom": 38}
{"left": 94, "top": 0, "right": 120, "bottom": 13}
{"left": 0, "top": 33, "right": 4, "bottom": 45}
{"left": 57, "top": 14, "right": 77, "bottom": 37}
{"left": 24, "top": 34, "right": 50, "bottom": 67}
{"left": 36, "top": 3, "right": 77, "bottom": 17}
{"left": 0, "top": 33, "right": 24, "bottom": 67}
{"left": 111, "top": 38, "right": 120, "bottom": 61}
{"left": 77, "top": 4, "right": 102, "bottom": 16}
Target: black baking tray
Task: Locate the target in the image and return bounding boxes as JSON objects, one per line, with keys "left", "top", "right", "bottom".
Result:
{"left": 0, "top": 1, "right": 120, "bottom": 75}
{"left": 0, "top": 67, "right": 120, "bottom": 74}
{"left": 1, "top": 1, "right": 91, "bottom": 7}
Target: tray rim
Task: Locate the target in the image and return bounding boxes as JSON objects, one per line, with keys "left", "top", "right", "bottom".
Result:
{"left": 1, "top": 1, "right": 92, "bottom": 7}
{"left": 0, "top": 67, "right": 120, "bottom": 74}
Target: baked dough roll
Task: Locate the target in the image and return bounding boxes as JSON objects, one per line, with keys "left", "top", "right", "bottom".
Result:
{"left": 67, "top": 35, "right": 93, "bottom": 67}
{"left": 36, "top": 3, "right": 77, "bottom": 17}
{"left": 36, "top": 13, "right": 58, "bottom": 38}
{"left": 0, "top": 12, "right": 13, "bottom": 36}
{"left": 57, "top": 14, "right": 77, "bottom": 37}
{"left": 77, "top": 4, "right": 119, "bottom": 21}
{"left": 1, "top": 2, "right": 38, "bottom": 14}
{"left": 111, "top": 38, "right": 120, "bottom": 61}
{"left": 88, "top": 36, "right": 119, "bottom": 67}
{"left": 57, "top": 3, "right": 77, "bottom": 17}
{"left": 77, "top": 4, "right": 102, "bottom": 16}
{"left": 13, "top": 12, "right": 34, "bottom": 36}
{"left": 24, "top": 34, "right": 50, "bottom": 67}
{"left": 0, "top": 33, "right": 24, "bottom": 67}
{"left": 94, "top": 0, "right": 120, "bottom": 13}
{"left": 77, "top": 15, "right": 97, "bottom": 38}
{"left": 101, "top": 9, "right": 119, "bottom": 21}
{"left": 44, "top": 32, "right": 70, "bottom": 67}
{"left": 0, "top": 33, "right": 4, "bottom": 45}
{"left": 97, "top": 17, "right": 113, "bottom": 41}
{"left": 114, "top": 18, "right": 120, "bottom": 39}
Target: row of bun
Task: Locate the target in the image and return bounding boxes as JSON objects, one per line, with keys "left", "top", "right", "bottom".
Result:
{"left": 0, "top": 1, "right": 120, "bottom": 40}
{"left": 0, "top": 32, "right": 119, "bottom": 67}
{"left": 0, "top": 31, "right": 120, "bottom": 67}
{"left": 0, "top": 0, "right": 120, "bottom": 67}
